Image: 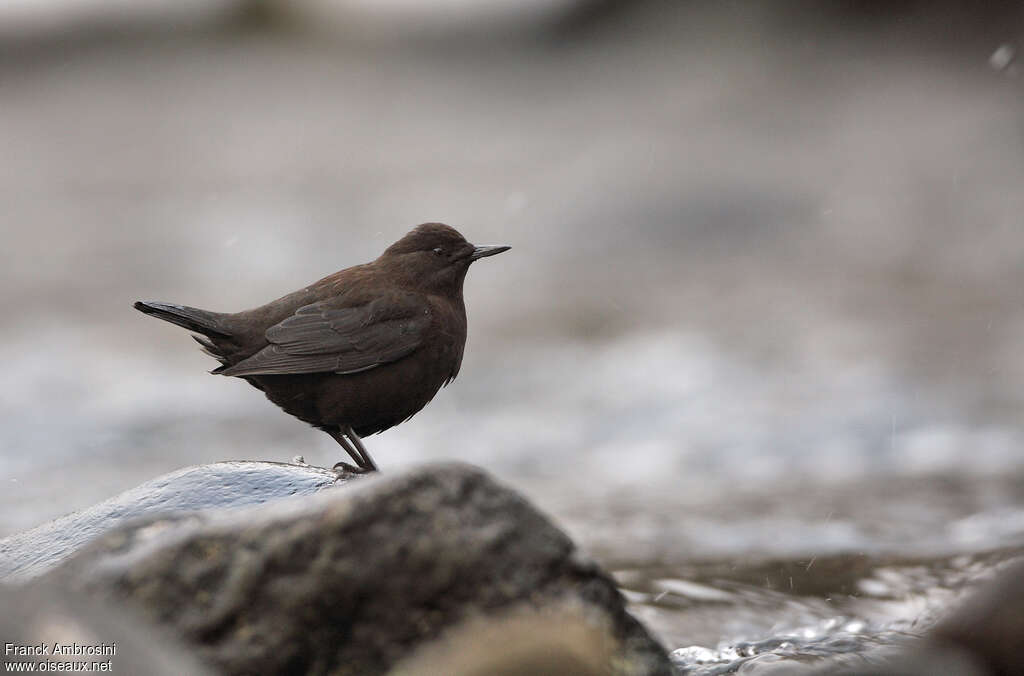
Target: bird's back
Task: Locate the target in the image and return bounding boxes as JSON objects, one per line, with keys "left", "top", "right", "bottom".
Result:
{"left": 210, "top": 263, "right": 377, "bottom": 366}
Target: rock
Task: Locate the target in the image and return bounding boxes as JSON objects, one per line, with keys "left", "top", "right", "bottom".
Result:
{"left": 928, "top": 557, "right": 1024, "bottom": 676}
{"left": 0, "top": 582, "right": 213, "bottom": 675}
{"left": 390, "top": 605, "right": 625, "bottom": 676}
{"left": 0, "top": 461, "right": 345, "bottom": 582}
{"left": 49, "top": 462, "right": 673, "bottom": 675}
{"left": 819, "top": 557, "right": 1024, "bottom": 676}
{"left": 817, "top": 646, "right": 985, "bottom": 676}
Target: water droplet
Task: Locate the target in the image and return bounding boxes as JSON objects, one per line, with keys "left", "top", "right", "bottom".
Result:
{"left": 989, "top": 44, "right": 1016, "bottom": 72}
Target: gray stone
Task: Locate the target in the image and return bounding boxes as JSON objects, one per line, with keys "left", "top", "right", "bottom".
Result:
{"left": 813, "top": 646, "right": 985, "bottom": 676}
{"left": 391, "top": 605, "right": 634, "bottom": 676}
{"left": 0, "top": 583, "right": 213, "bottom": 675}
{"left": 816, "top": 557, "right": 1024, "bottom": 676}
{"left": 928, "top": 557, "right": 1024, "bottom": 676}
{"left": 0, "top": 461, "right": 345, "bottom": 582}
{"left": 50, "top": 462, "right": 673, "bottom": 675}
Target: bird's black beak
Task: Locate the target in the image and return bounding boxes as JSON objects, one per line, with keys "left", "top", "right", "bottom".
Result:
{"left": 469, "top": 245, "right": 511, "bottom": 261}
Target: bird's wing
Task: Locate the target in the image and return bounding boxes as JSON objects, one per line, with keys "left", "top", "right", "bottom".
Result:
{"left": 217, "top": 293, "right": 430, "bottom": 377}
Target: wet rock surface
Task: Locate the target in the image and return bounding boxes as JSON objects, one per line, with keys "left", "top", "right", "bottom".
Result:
{"left": 47, "top": 463, "right": 672, "bottom": 675}
{"left": 927, "top": 558, "right": 1024, "bottom": 676}
{"left": 805, "top": 557, "right": 1024, "bottom": 676}
{"left": 0, "top": 461, "right": 345, "bottom": 582}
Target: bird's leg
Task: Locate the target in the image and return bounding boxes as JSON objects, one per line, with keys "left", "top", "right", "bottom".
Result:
{"left": 344, "top": 425, "right": 378, "bottom": 472}
{"left": 327, "top": 426, "right": 377, "bottom": 473}
{"left": 328, "top": 428, "right": 371, "bottom": 473}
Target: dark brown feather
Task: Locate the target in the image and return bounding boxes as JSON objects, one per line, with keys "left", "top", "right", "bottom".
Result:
{"left": 133, "top": 222, "right": 508, "bottom": 458}
{"left": 218, "top": 294, "right": 430, "bottom": 377}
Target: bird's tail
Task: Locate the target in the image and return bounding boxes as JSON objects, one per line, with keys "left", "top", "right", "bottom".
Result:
{"left": 133, "top": 301, "right": 232, "bottom": 338}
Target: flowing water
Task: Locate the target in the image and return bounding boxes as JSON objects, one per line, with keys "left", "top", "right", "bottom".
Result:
{"left": 2, "top": 2, "right": 1024, "bottom": 670}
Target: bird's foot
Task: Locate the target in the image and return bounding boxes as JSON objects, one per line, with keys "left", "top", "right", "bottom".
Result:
{"left": 333, "top": 461, "right": 377, "bottom": 475}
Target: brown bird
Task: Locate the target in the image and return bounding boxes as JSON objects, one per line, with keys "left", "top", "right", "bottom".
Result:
{"left": 134, "top": 223, "right": 509, "bottom": 473}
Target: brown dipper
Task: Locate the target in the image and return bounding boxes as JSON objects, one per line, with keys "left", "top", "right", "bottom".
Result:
{"left": 134, "top": 223, "right": 509, "bottom": 473}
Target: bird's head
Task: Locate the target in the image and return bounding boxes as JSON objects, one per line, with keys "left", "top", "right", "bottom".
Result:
{"left": 379, "top": 223, "right": 509, "bottom": 296}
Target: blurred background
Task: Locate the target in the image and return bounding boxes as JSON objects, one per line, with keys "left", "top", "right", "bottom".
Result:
{"left": 2, "top": 0, "right": 1023, "bottom": 668}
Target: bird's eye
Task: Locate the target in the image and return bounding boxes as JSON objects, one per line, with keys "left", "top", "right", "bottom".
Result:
{"left": 432, "top": 247, "right": 444, "bottom": 256}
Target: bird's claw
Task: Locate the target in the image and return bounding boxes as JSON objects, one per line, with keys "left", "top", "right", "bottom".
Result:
{"left": 333, "top": 461, "right": 376, "bottom": 476}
